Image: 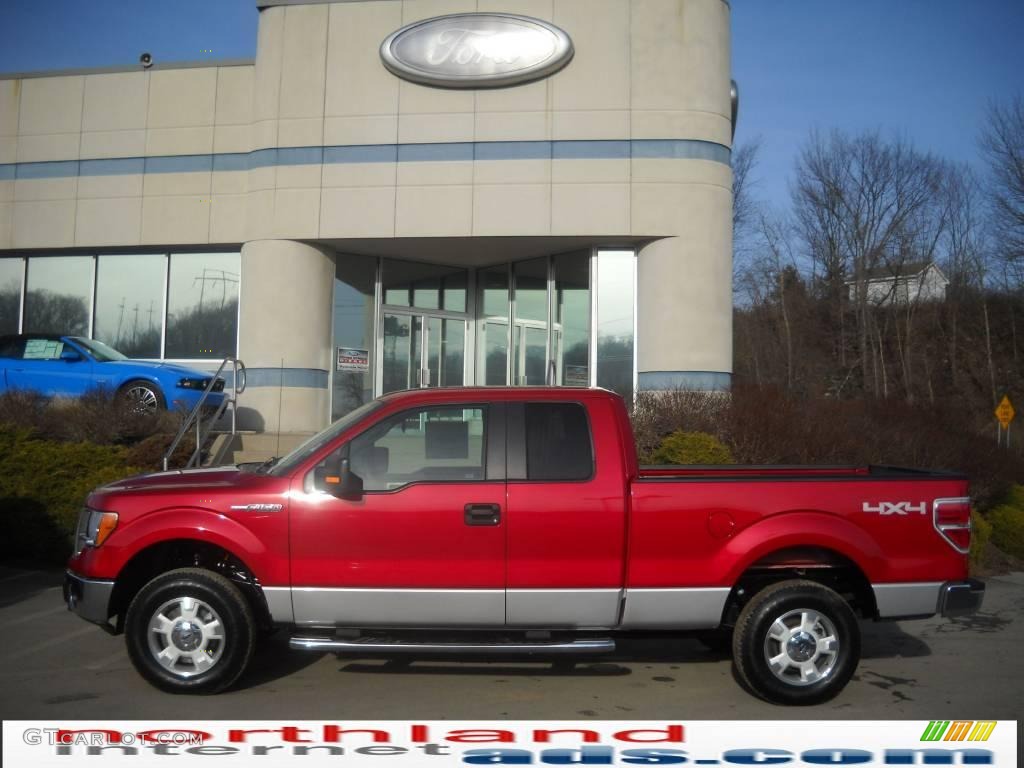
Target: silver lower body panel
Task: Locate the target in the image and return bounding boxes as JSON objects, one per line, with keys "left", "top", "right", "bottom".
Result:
{"left": 274, "top": 586, "right": 734, "bottom": 630}
{"left": 506, "top": 589, "right": 621, "bottom": 628}
{"left": 619, "top": 587, "right": 731, "bottom": 629}
{"left": 262, "top": 586, "right": 294, "bottom": 623}
{"left": 291, "top": 587, "right": 505, "bottom": 627}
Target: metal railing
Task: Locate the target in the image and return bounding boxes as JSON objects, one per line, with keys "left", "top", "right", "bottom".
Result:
{"left": 162, "top": 357, "right": 246, "bottom": 471}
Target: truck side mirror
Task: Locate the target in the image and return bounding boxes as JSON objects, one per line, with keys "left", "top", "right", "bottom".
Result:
{"left": 314, "top": 456, "right": 363, "bottom": 501}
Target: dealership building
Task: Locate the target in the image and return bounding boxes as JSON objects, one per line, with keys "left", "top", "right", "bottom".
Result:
{"left": 0, "top": 0, "right": 733, "bottom": 433}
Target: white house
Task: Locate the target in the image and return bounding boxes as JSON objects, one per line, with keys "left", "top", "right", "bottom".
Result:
{"left": 848, "top": 261, "right": 949, "bottom": 305}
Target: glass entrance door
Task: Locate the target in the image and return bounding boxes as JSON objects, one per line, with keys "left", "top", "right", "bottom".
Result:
{"left": 512, "top": 321, "right": 550, "bottom": 385}
{"left": 381, "top": 311, "right": 466, "bottom": 394}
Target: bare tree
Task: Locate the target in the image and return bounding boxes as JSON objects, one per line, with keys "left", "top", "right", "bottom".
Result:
{"left": 792, "top": 130, "right": 945, "bottom": 396}
{"left": 732, "top": 138, "right": 763, "bottom": 240}
{"left": 732, "top": 138, "right": 764, "bottom": 296}
{"left": 939, "top": 164, "right": 990, "bottom": 392}
{"left": 981, "top": 96, "right": 1024, "bottom": 285}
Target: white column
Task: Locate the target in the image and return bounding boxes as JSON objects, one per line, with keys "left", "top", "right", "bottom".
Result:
{"left": 636, "top": 184, "right": 733, "bottom": 391}
{"left": 236, "top": 239, "right": 334, "bottom": 433}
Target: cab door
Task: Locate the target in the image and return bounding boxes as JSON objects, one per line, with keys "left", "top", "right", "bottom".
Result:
{"left": 289, "top": 402, "right": 507, "bottom": 627}
{"left": 504, "top": 399, "right": 628, "bottom": 628}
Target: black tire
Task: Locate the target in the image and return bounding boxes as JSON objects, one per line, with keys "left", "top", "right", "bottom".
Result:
{"left": 732, "top": 579, "right": 860, "bottom": 705}
{"left": 125, "top": 568, "right": 255, "bottom": 694}
{"left": 119, "top": 379, "right": 166, "bottom": 414}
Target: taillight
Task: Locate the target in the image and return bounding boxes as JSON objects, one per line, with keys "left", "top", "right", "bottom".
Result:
{"left": 933, "top": 497, "right": 971, "bottom": 554}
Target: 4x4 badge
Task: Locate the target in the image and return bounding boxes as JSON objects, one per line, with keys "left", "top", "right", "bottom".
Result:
{"left": 863, "top": 501, "right": 927, "bottom": 516}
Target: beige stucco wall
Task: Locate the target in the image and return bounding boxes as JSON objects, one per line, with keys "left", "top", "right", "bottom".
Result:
{"left": 0, "top": 65, "right": 254, "bottom": 249}
{"left": 0, "top": 0, "right": 732, "bottom": 248}
{"left": 0, "top": 0, "right": 734, "bottom": 413}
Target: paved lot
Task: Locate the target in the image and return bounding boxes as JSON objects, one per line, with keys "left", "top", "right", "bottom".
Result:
{"left": 1, "top": 567, "right": 1022, "bottom": 721}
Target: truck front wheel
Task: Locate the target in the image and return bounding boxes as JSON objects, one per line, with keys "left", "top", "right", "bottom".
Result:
{"left": 732, "top": 579, "right": 860, "bottom": 705}
{"left": 125, "top": 568, "right": 255, "bottom": 694}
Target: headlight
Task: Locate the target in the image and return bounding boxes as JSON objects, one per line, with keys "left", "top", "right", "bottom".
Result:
{"left": 75, "top": 508, "right": 118, "bottom": 552}
{"left": 176, "top": 377, "right": 210, "bottom": 390}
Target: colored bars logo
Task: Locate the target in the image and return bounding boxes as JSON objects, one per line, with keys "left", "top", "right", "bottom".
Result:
{"left": 921, "top": 721, "right": 996, "bottom": 742}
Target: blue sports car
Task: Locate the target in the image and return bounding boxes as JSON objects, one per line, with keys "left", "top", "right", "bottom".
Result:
{"left": 0, "top": 334, "right": 226, "bottom": 414}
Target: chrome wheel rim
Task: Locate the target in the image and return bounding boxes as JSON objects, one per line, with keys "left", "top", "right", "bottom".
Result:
{"left": 147, "top": 596, "right": 225, "bottom": 678}
{"left": 763, "top": 608, "right": 840, "bottom": 686}
{"left": 124, "top": 385, "right": 159, "bottom": 414}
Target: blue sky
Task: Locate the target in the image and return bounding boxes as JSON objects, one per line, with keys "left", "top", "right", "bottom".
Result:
{"left": 732, "top": 0, "right": 1024, "bottom": 210}
{"left": 1, "top": 0, "right": 1021, "bottom": 211}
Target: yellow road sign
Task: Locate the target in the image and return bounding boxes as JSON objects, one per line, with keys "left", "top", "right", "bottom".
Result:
{"left": 995, "top": 395, "right": 1015, "bottom": 428}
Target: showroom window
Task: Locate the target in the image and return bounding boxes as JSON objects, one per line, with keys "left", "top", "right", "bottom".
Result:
{"left": 23, "top": 255, "right": 93, "bottom": 336}
{"left": 93, "top": 254, "right": 165, "bottom": 359}
{"left": 0, "top": 252, "right": 239, "bottom": 361}
{"left": 0, "top": 257, "right": 23, "bottom": 335}
{"left": 382, "top": 259, "right": 467, "bottom": 312}
{"left": 553, "top": 252, "right": 591, "bottom": 387}
{"left": 165, "top": 252, "right": 240, "bottom": 359}
{"left": 472, "top": 251, "right": 593, "bottom": 390}
{"left": 332, "top": 253, "right": 377, "bottom": 421}
{"left": 595, "top": 249, "right": 636, "bottom": 402}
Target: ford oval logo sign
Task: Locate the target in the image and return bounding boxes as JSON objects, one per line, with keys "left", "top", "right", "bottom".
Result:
{"left": 380, "top": 13, "right": 574, "bottom": 89}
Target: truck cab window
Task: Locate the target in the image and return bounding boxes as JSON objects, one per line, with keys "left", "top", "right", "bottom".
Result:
{"left": 525, "top": 402, "right": 593, "bottom": 481}
{"left": 349, "top": 406, "right": 487, "bottom": 491}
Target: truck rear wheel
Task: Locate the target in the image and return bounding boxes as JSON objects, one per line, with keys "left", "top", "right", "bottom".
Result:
{"left": 125, "top": 568, "right": 255, "bottom": 694}
{"left": 732, "top": 579, "right": 859, "bottom": 705}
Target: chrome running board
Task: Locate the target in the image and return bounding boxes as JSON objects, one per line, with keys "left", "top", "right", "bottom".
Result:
{"left": 289, "top": 636, "right": 615, "bottom": 655}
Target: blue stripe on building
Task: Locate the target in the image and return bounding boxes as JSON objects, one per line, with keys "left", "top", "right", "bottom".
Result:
{"left": 0, "top": 139, "right": 731, "bottom": 181}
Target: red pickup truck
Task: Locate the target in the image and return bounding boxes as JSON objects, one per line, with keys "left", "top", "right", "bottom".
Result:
{"left": 65, "top": 387, "right": 983, "bottom": 704}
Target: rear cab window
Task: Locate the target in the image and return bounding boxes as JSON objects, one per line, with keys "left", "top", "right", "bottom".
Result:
{"left": 522, "top": 402, "right": 595, "bottom": 481}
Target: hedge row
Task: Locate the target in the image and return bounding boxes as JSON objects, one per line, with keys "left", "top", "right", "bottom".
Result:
{"left": 0, "top": 391, "right": 194, "bottom": 566}
{"left": 0, "top": 428, "right": 141, "bottom": 564}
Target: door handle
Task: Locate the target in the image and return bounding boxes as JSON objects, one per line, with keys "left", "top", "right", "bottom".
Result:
{"left": 464, "top": 503, "right": 501, "bottom": 526}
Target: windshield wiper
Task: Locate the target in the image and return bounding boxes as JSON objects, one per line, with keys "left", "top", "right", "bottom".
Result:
{"left": 255, "top": 456, "right": 280, "bottom": 474}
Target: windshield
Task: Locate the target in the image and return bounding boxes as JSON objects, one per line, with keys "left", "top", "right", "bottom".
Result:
{"left": 70, "top": 337, "right": 128, "bottom": 362}
{"left": 266, "top": 399, "right": 384, "bottom": 476}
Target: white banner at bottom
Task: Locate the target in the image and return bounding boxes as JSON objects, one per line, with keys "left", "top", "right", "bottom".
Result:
{"left": 2, "top": 720, "right": 1017, "bottom": 767}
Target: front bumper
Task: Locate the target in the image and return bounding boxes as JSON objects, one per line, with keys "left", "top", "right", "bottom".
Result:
{"left": 939, "top": 578, "right": 985, "bottom": 618}
{"left": 64, "top": 570, "right": 114, "bottom": 626}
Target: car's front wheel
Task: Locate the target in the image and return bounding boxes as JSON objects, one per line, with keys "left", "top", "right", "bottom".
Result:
{"left": 125, "top": 568, "right": 255, "bottom": 694}
{"left": 119, "top": 379, "right": 165, "bottom": 414}
{"left": 732, "top": 579, "right": 860, "bottom": 705}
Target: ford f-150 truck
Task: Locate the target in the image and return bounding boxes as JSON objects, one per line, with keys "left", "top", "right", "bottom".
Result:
{"left": 65, "top": 387, "right": 984, "bottom": 704}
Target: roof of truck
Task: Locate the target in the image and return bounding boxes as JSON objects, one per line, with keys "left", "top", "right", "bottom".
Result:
{"left": 377, "top": 386, "right": 623, "bottom": 404}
